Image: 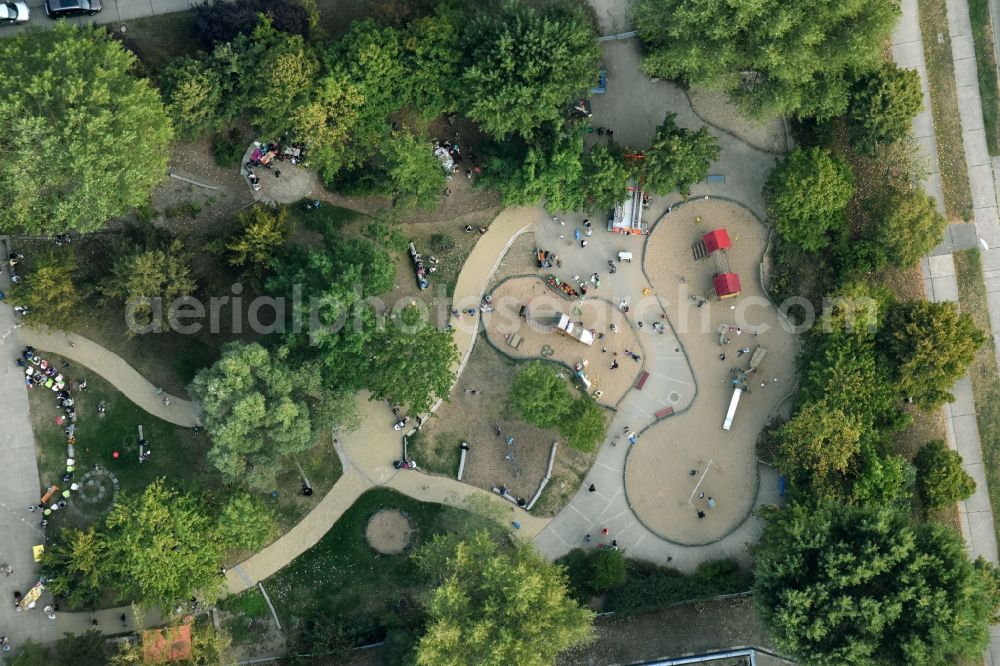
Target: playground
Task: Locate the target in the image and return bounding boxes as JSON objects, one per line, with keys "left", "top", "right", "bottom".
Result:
{"left": 483, "top": 275, "right": 643, "bottom": 407}
{"left": 624, "top": 199, "right": 798, "bottom": 545}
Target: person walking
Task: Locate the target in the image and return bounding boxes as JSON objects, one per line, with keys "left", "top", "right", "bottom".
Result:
{"left": 588, "top": 484, "right": 596, "bottom": 492}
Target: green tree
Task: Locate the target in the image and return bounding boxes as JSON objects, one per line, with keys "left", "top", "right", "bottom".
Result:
{"left": 369, "top": 305, "right": 458, "bottom": 414}
{"left": 226, "top": 205, "right": 289, "bottom": 270}
{"left": 880, "top": 300, "right": 985, "bottom": 409}
{"left": 583, "top": 144, "right": 630, "bottom": 210}
{"left": 40, "top": 527, "right": 106, "bottom": 607}
{"left": 480, "top": 128, "right": 587, "bottom": 212}
{"left": 332, "top": 20, "right": 407, "bottom": 120}
{"left": 101, "top": 479, "right": 225, "bottom": 610}
{"left": 104, "top": 239, "right": 197, "bottom": 332}
{"left": 774, "top": 400, "right": 864, "bottom": 500}
{"left": 414, "top": 531, "right": 594, "bottom": 665}
{"left": 766, "top": 147, "right": 854, "bottom": 252}
{"left": 54, "top": 630, "right": 108, "bottom": 666}
{"left": 800, "top": 329, "right": 907, "bottom": 433}
{"left": 849, "top": 63, "right": 923, "bottom": 155}
{"left": 510, "top": 361, "right": 572, "bottom": 428}
{"left": 861, "top": 187, "right": 946, "bottom": 270}
{"left": 915, "top": 439, "right": 976, "bottom": 510}
{"left": 634, "top": 0, "right": 900, "bottom": 120}
{"left": 291, "top": 72, "right": 365, "bottom": 179}
{"left": 218, "top": 493, "right": 276, "bottom": 550}
{"left": 160, "top": 56, "right": 224, "bottom": 139}
{"left": 590, "top": 548, "right": 627, "bottom": 593}
{"left": 640, "top": 113, "right": 720, "bottom": 196}
{"left": 460, "top": 5, "right": 599, "bottom": 137}
{"left": 11, "top": 641, "right": 47, "bottom": 666}
{"left": 247, "top": 23, "right": 321, "bottom": 139}
{"left": 404, "top": 9, "right": 461, "bottom": 117}
{"left": 0, "top": 24, "right": 173, "bottom": 234}
{"left": 383, "top": 131, "right": 446, "bottom": 209}
{"left": 189, "top": 342, "right": 314, "bottom": 487}
{"left": 11, "top": 251, "right": 87, "bottom": 331}
{"left": 558, "top": 398, "right": 607, "bottom": 452}
{"left": 754, "top": 501, "right": 1000, "bottom": 665}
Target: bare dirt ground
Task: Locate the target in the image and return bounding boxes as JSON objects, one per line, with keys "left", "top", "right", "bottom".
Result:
{"left": 410, "top": 339, "right": 594, "bottom": 516}
{"left": 153, "top": 139, "right": 255, "bottom": 237}
{"left": 687, "top": 86, "right": 791, "bottom": 155}
{"left": 483, "top": 276, "right": 643, "bottom": 407}
{"left": 625, "top": 200, "right": 799, "bottom": 545}
{"left": 365, "top": 510, "right": 414, "bottom": 554}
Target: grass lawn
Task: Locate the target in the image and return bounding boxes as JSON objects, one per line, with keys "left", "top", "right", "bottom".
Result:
{"left": 27, "top": 352, "right": 341, "bottom": 540}
{"left": 970, "top": 0, "right": 1000, "bottom": 155}
{"left": 954, "top": 249, "right": 1000, "bottom": 547}
{"left": 919, "top": 0, "right": 975, "bottom": 219}
{"left": 264, "top": 487, "right": 493, "bottom": 644}
{"left": 117, "top": 12, "right": 200, "bottom": 75}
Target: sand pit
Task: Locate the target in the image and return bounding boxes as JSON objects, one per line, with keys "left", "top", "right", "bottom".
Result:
{"left": 364, "top": 509, "right": 414, "bottom": 555}
{"left": 624, "top": 199, "right": 798, "bottom": 545}
{"left": 483, "top": 276, "right": 643, "bottom": 407}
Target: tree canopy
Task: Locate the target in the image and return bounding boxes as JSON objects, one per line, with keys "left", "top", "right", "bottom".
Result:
{"left": 861, "top": 187, "right": 947, "bottom": 270}
{"left": 0, "top": 24, "right": 173, "bottom": 234}
{"left": 413, "top": 531, "right": 594, "bottom": 665}
{"left": 849, "top": 63, "right": 924, "bottom": 155}
{"left": 103, "top": 239, "right": 196, "bottom": 333}
{"left": 754, "top": 501, "right": 1000, "bottom": 665}
{"left": 879, "top": 300, "right": 984, "bottom": 409}
{"left": 766, "top": 148, "right": 854, "bottom": 252}
{"left": 773, "top": 400, "right": 864, "bottom": 500}
{"left": 12, "top": 251, "right": 87, "bottom": 331}
{"left": 914, "top": 439, "right": 976, "bottom": 510}
{"left": 189, "top": 342, "right": 315, "bottom": 488}
{"left": 583, "top": 144, "right": 631, "bottom": 210}
{"left": 510, "top": 361, "right": 572, "bottom": 428}
{"left": 383, "top": 131, "right": 446, "bottom": 209}
{"left": 459, "top": 5, "right": 599, "bottom": 137}
{"left": 634, "top": 0, "right": 900, "bottom": 120}
{"left": 640, "top": 113, "right": 720, "bottom": 196}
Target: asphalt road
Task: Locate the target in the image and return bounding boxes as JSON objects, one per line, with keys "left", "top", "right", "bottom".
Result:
{"left": 1, "top": 0, "right": 193, "bottom": 34}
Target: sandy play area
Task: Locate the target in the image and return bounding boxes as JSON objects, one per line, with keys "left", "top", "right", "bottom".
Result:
{"left": 624, "top": 199, "right": 798, "bottom": 545}
{"left": 483, "top": 276, "right": 643, "bottom": 407}
{"left": 365, "top": 509, "right": 414, "bottom": 554}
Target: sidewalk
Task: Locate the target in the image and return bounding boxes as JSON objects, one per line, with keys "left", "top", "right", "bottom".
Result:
{"left": 905, "top": 0, "right": 1000, "bottom": 662}
{"left": 9, "top": 0, "right": 193, "bottom": 33}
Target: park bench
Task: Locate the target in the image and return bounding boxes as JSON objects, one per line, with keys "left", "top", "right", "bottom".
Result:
{"left": 634, "top": 371, "right": 650, "bottom": 390}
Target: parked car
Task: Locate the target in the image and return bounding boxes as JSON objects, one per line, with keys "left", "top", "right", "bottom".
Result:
{"left": 0, "top": 2, "right": 29, "bottom": 24}
{"left": 44, "top": 0, "right": 101, "bottom": 18}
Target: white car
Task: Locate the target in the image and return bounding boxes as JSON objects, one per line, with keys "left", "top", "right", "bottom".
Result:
{"left": 0, "top": 2, "right": 28, "bottom": 24}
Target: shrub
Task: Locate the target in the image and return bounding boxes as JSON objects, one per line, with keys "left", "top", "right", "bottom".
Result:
{"left": 611, "top": 558, "right": 750, "bottom": 613}
{"left": 914, "top": 439, "right": 976, "bottom": 510}
{"left": 430, "top": 233, "right": 454, "bottom": 253}
{"left": 212, "top": 128, "right": 248, "bottom": 168}
{"left": 591, "top": 548, "right": 627, "bottom": 593}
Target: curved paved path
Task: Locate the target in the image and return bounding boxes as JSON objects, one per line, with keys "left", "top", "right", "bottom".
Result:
{"left": 225, "top": 206, "right": 547, "bottom": 594}
{"left": 15, "top": 327, "right": 199, "bottom": 427}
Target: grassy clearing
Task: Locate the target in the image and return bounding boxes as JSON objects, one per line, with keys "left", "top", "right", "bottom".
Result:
{"left": 265, "top": 487, "right": 497, "bottom": 643}
{"left": 117, "top": 12, "right": 200, "bottom": 75}
{"left": 954, "top": 249, "right": 1000, "bottom": 547}
{"left": 919, "top": 0, "right": 974, "bottom": 219}
{"left": 970, "top": 0, "right": 1000, "bottom": 154}
{"left": 27, "top": 353, "right": 341, "bottom": 539}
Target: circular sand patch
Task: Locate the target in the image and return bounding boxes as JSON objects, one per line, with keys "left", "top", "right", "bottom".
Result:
{"left": 364, "top": 510, "right": 414, "bottom": 555}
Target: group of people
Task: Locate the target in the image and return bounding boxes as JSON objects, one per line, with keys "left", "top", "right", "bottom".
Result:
{"left": 245, "top": 140, "right": 307, "bottom": 191}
